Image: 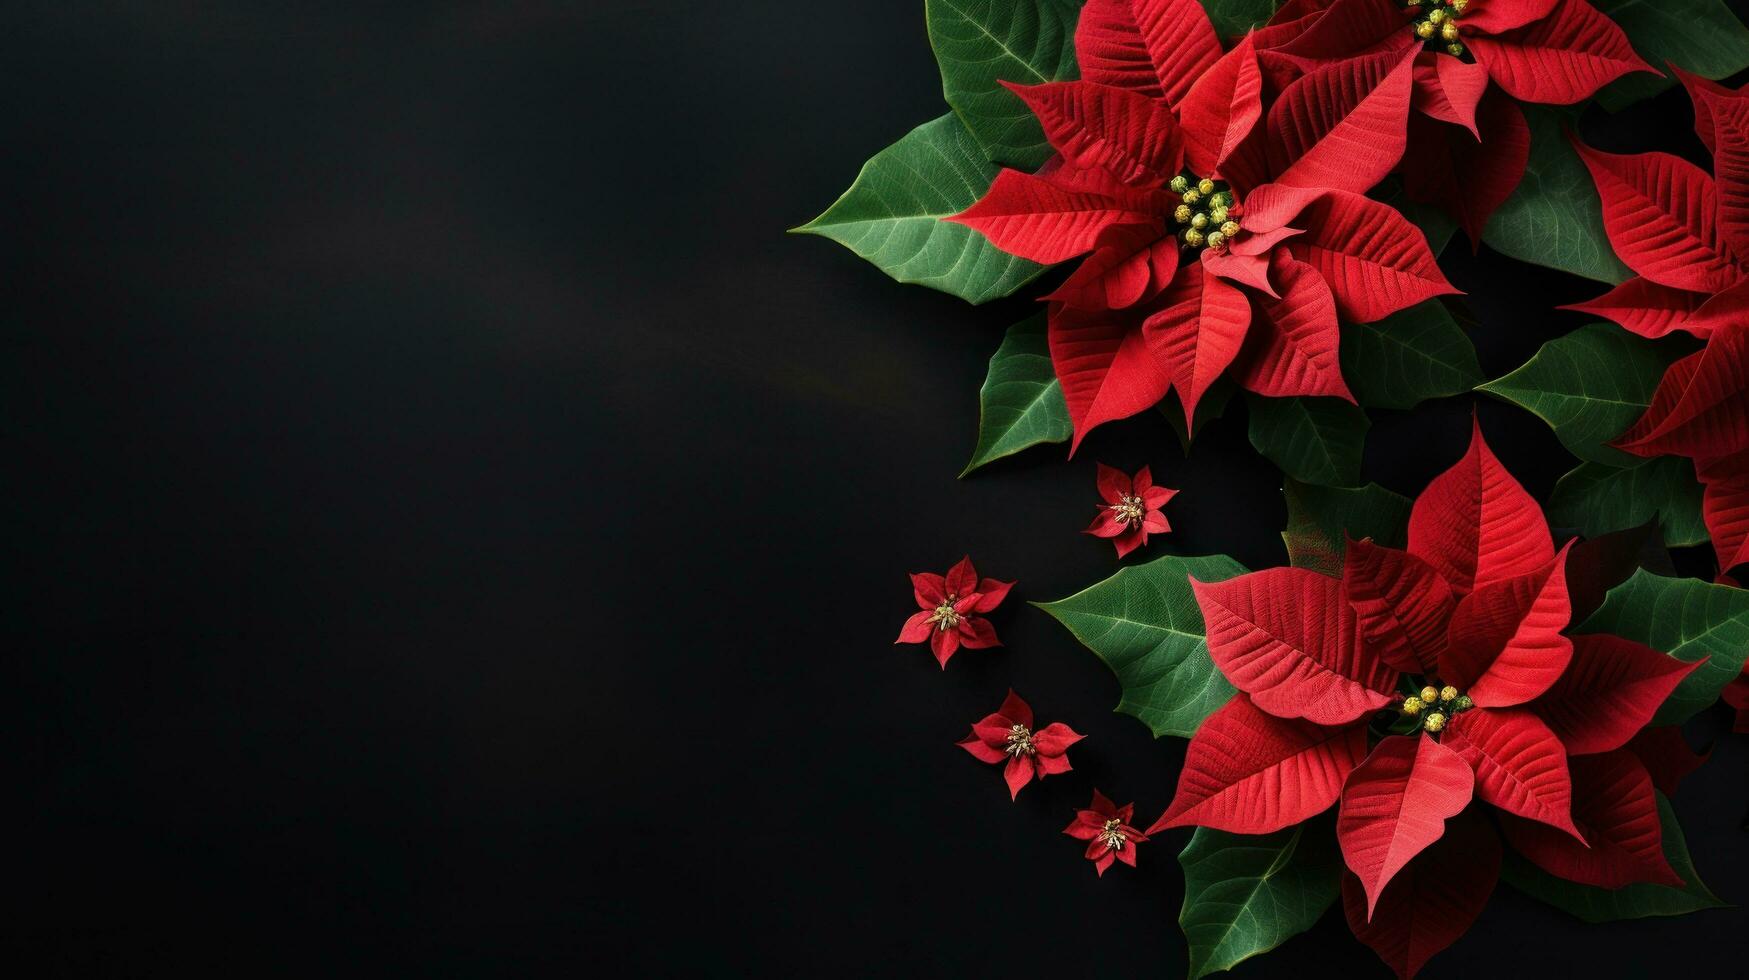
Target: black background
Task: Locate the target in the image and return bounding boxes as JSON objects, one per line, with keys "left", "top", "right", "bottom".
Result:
{"left": 7, "top": 2, "right": 1747, "bottom": 975}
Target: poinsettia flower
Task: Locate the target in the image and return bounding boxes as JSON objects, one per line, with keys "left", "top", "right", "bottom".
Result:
{"left": 1063, "top": 789, "right": 1148, "bottom": 876}
{"left": 947, "top": 0, "right": 1455, "bottom": 449}
{"left": 958, "top": 689, "right": 1084, "bottom": 799}
{"left": 1254, "top": 0, "right": 1648, "bottom": 244}
{"left": 895, "top": 556, "right": 1014, "bottom": 668}
{"left": 1569, "top": 76, "right": 1749, "bottom": 574}
{"left": 1086, "top": 463, "right": 1175, "bottom": 557}
{"left": 1150, "top": 421, "right": 1695, "bottom": 973}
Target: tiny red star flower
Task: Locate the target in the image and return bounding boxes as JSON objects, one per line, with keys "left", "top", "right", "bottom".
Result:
{"left": 958, "top": 690, "right": 1084, "bottom": 799}
{"left": 1063, "top": 790, "right": 1148, "bottom": 876}
{"left": 1087, "top": 463, "right": 1176, "bottom": 557}
{"left": 895, "top": 556, "right": 1014, "bottom": 668}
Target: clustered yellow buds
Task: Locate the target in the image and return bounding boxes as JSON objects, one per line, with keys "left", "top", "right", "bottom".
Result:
{"left": 1171, "top": 172, "right": 1240, "bottom": 252}
{"left": 1439, "top": 685, "right": 1458, "bottom": 702}
{"left": 1220, "top": 220, "right": 1240, "bottom": 238}
{"left": 1402, "top": 696, "right": 1424, "bottom": 715}
{"left": 1174, "top": 204, "right": 1193, "bottom": 223}
{"left": 1184, "top": 228, "right": 1204, "bottom": 247}
{"left": 1454, "top": 694, "right": 1474, "bottom": 711}
{"left": 1416, "top": 21, "right": 1435, "bottom": 38}
{"left": 1170, "top": 175, "right": 1189, "bottom": 193}
{"left": 1407, "top": 0, "right": 1465, "bottom": 57}
{"left": 1423, "top": 711, "right": 1447, "bottom": 733}
{"left": 1420, "top": 685, "right": 1439, "bottom": 704}
{"left": 1197, "top": 178, "right": 1216, "bottom": 196}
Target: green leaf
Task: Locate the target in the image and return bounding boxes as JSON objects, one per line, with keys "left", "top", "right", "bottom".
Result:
{"left": 1179, "top": 823, "right": 1342, "bottom": 980}
{"left": 1548, "top": 458, "right": 1709, "bottom": 548}
{"left": 1593, "top": 0, "right": 1749, "bottom": 112}
{"left": 1340, "top": 300, "right": 1483, "bottom": 411}
{"left": 1036, "top": 554, "right": 1248, "bottom": 737}
{"left": 1577, "top": 569, "right": 1749, "bottom": 724}
{"left": 1245, "top": 395, "right": 1369, "bottom": 487}
{"left": 1477, "top": 323, "right": 1682, "bottom": 466}
{"left": 1281, "top": 479, "right": 1412, "bottom": 576}
{"left": 1482, "top": 106, "right": 1631, "bottom": 285}
{"left": 927, "top": 0, "right": 1081, "bottom": 170}
{"left": 1503, "top": 792, "right": 1726, "bottom": 922}
{"left": 963, "top": 314, "right": 1071, "bottom": 474}
{"left": 796, "top": 113, "right": 1045, "bottom": 304}
{"left": 1201, "top": 0, "right": 1283, "bottom": 40}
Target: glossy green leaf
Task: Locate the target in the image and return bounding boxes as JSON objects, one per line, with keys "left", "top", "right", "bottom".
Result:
{"left": 927, "top": 0, "right": 1081, "bottom": 170}
{"left": 1548, "top": 458, "right": 1708, "bottom": 548}
{"left": 1202, "top": 0, "right": 1283, "bottom": 40}
{"left": 1036, "top": 554, "right": 1248, "bottom": 738}
{"left": 1179, "top": 823, "right": 1342, "bottom": 980}
{"left": 1593, "top": 0, "right": 1749, "bottom": 112}
{"left": 1281, "top": 480, "right": 1411, "bottom": 576}
{"left": 1503, "top": 792, "right": 1725, "bottom": 922}
{"left": 796, "top": 114, "right": 1045, "bottom": 304}
{"left": 1478, "top": 323, "right": 1682, "bottom": 466}
{"left": 1340, "top": 300, "right": 1482, "bottom": 411}
{"left": 1482, "top": 106, "right": 1631, "bottom": 285}
{"left": 963, "top": 314, "right": 1071, "bottom": 474}
{"left": 1245, "top": 395, "right": 1369, "bottom": 487}
{"left": 1577, "top": 569, "right": 1749, "bottom": 724}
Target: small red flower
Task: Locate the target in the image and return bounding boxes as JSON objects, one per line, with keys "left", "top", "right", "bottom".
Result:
{"left": 1087, "top": 463, "right": 1176, "bottom": 557}
{"left": 1063, "top": 790, "right": 1148, "bottom": 876}
{"left": 895, "top": 556, "right": 1014, "bottom": 668}
{"left": 958, "top": 690, "right": 1084, "bottom": 799}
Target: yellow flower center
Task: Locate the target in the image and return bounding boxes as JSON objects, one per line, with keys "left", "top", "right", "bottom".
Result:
{"left": 1169, "top": 172, "right": 1242, "bottom": 252}
{"left": 1400, "top": 680, "right": 1474, "bottom": 734}
{"left": 1111, "top": 493, "right": 1146, "bottom": 527}
{"left": 1406, "top": 0, "right": 1467, "bottom": 57}
{"left": 927, "top": 602, "right": 960, "bottom": 631}
{"left": 1099, "top": 818, "right": 1128, "bottom": 851}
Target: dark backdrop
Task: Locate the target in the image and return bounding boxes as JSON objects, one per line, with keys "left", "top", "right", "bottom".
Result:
{"left": 6, "top": 2, "right": 1746, "bottom": 975}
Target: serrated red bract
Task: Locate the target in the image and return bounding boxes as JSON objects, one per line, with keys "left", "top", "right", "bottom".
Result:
{"left": 1142, "top": 263, "right": 1252, "bottom": 424}
{"left": 1443, "top": 707, "right": 1580, "bottom": 838}
{"left": 1613, "top": 323, "right": 1749, "bottom": 460}
{"left": 1408, "top": 419, "right": 1556, "bottom": 595}
{"left": 1007, "top": 81, "right": 1185, "bottom": 187}
{"left": 1178, "top": 34, "right": 1264, "bottom": 177}
{"left": 1075, "top": 0, "right": 1222, "bottom": 107}
{"left": 1343, "top": 806, "right": 1500, "bottom": 980}
{"left": 1191, "top": 568, "right": 1399, "bottom": 726}
{"left": 1231, "top": 252, "right": 1353, "bottom": 401}
{"left": 1048, "top": 302, "right": 1173, "bottom": 452}
{"left": 1559, "top": 276, "right": 1712, "bottom": 340}
{"left": 1570, "top": 142, "right": 1745, "bottom": 294}
{"left": 1625, "top": 726, "right": 1710, "bottom": 796}
{"left": 1152, "top": 694, "right": 1369, "bottom": 834}
{"left": 1699, "top": 451, "right": 1749, "bottom": 573}
{"left": 1443, "top": 544, "right": 1573, "bottom": 707}
{"left": 1268, "top": 44, "right": 1418, "bottom": 195}
{"left": 948, "top": 168, "right": 1161, "bottom": 265}
{"left": 1465, "top": 0, "right": 1649, "bottom": 105}
{"left": 1401, "top": 92, "right": 1529, "bottom": 247}
{"left": 1536, "top": 634, "right": 1702, "bottom": 756}
{"left": 1343, "top": 538, "right": 1454, "bottom": 675}
{"left": 1411, "top": 52, "right": 1489, "bottom": 136}
{"left": 1499, "top": 749, "right": 1681, "bottom": 888}
{"left": 1338, "top": 734, "right": 1476, "bottom": 917}
{"left": 1286, "top": 190, "right": 1458, "bottom": 323}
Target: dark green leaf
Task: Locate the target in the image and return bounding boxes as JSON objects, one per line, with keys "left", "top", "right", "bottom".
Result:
{"left": 1593, "top": 0, "right": 1749, "bottom": 112}
{"left": 1482, "top": 106, "right": 1631, "bottom": 284}
{"left": 1202, "top": 0, "right": 1283, "bottom": 40}
{"left": 796, "top": 114, "right": 1045, "bottom": 304}
{"left": 1246, "top": 395, "right": 1369, "bottom": 487}
{"left": 1340, "top": 300, "right": 1483, "bottom": 411}
{"left": 1179, "top": 823, "right": 1342, "bottom": 980}
{"left": 927, "top": 0, "right": 1081, "bottom": 170}
{"left": 1548, "top": 458, "right": 1709, "bottom": 548}
{"left": 1036, "top": 554, "right": 1248, "bottom": 737}
{"left": 1477, "top": 323, "right": 1681, "bottom": 466}
{"left": 1162, "top": 379, "right": 1238, "bottom": 453}
{"left": 963, "top": 314, "right": 1071, "bottom": 474}
{"left": 1577, "top": 569, "right": 1749, "bottom": 724}
{"left": 1281, "top": 480, "right": 1411, "bottom": 576}
{"left": 1503, "top": 792, "right": 1726, "bottom": 922}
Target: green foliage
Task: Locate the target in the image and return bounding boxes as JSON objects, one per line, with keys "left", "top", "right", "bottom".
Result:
{"left": 1179, "top": 823, "right": 1342, "bottom": 980}
{"left": 1578, "top": 569, "right": 1749, "bottom": 724}
{"left": 1548, "top": 458, "right": 1709, "bottom": 547}
{"left": 1340, "top": 300, "right": 1482, "bottom": 411}
{"left": 1281, "top": 480, "right": 1412, "bottom": 576}
{"left": 1593, "top": 0, "right": 1749, "bottom": 111}
{"left": 927, "top": 0, "right": 1082, "bottom": 170}
{"left": 1246, "top": 395, "right": 1369, "bottom": 487}
{"left": 1482, "top": 107, "right": 1631, "bottom": 284}
{"left": 964, "top": 314, "right": 1071, "bottom": 474}
{"left": 1202, "top": 0, "right": 1283, "bottom": 40}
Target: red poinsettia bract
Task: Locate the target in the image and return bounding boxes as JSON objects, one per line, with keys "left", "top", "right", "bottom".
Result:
{"left": 1569, "top": 74, "right": 1749, "bottom": 575}
{"left": 1151, "top": 422, "right": 1697, "bottom": 977}
{"left": 1253, "top": 0, "right": 1648, "bottom": 243}
{"left": 1087, "top": 463, "right": 1175, "bottom": 557}
{"left": 1064, "top": 790, "right": 1148, "bottom": 876}
{"left": 958, "top": 689, "right": 1084, "bottom": 799}
{"left": 948, "top": 0, "right": 1455, "bottom": 449}
{"left": 895, "top": 556, "right": 1014, "bottom": 667}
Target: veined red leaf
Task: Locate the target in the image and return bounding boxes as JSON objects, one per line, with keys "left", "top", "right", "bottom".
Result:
{"left": 1537, "top": 634, "right": 1702, "bottom": 756}
{"left": 1411, "top": 51, "right": 1488, "bottom": 136}
{"left": 1006, "top": 80, "right": 1185, "bottom": 187}
{"left": 1142, "top": 262, "right": 1253, "bottom": 425}
{"left": 1231, "top": 251, "right": 1353, "bottom": 401}
{"left": 1076, "top": 0, "right": 1223, "bottom": 107}
{"left": 1179, "top": 34, "right": 1264, "bottom": 178}
{"left": 948, "top": 169, "right": 1161, "bottom": 264}
{"left": 1467, "top": 0, "right": 1650, "bottom": 106}
{"left": 1192, "top": 567, "right": 1398, "bottom": 726}
{"left": 1560, "top": 277, "right": 1711, "bottom": 340}
{"left": 1409, "top": 419, "right": 1556, "bottom": 594}
{"left": 1499, "top": 749, "right": 1682, "bottom": 889}
{"left": 1151, "top": 694, "right": 1368, "bottom": 835}
{"left": 1697, "top": 83, "right": 1749, "bottom": 263}
{"left": 1698, "top": 451, "right": 1749, "bottom": 574}
{"left": 1444, "top": 545, "right": 1574, "bottom": 707}
{"left": 1338, "top": 734, "right": 1476, "bottom": 917}
{"left": 1570, "top": 141, "right": 1745, "bottom": 294}
{"left": 1343, "top": 807, "right": 1499, "bottom": 980}
{"left": 1046, "top": 222, "right": 1173, "bottom": 310}
{"left": 1402, "top": 92, "right": 1529, "bottom": 247}
{"left": 1613, "top": 324, "right": 1749, "bottom": 459}
{"left": 1625, "top": 726, "right": 1709, "bottom": 797}
{"left": 1267, "top": 0, "right": 1405, "bottom": 68}
{"left": 1444, "top": 707, "right": 1580, "bottom": 839}
{"left": 1288, "top": 190, "right": 1457, "bottom": 324}
{"left": 1461, "top": 0, "right": 1558, "bottom": 35}
{"left": 1672, "top": 63, "right": 1739, "bottom": 158}
{"left": 1048, "top": 302, "right": 1173, "bottom": 451}
{"left": 1269, "top": 43, "right": 1418, "bottom": 196}
{"left": 1343, "top": 539, "right": 1454, "bottom": 675}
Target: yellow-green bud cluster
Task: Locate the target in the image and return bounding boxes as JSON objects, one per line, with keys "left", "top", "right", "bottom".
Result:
{"left": 1171, "top": 172, "right": 1239, "bottom": 252}
{"left": 1401, "top": 680, "right": 1474, "bottom": 734}
{"left": 1407, "top": 0, "right": 1465, "bottom": 58}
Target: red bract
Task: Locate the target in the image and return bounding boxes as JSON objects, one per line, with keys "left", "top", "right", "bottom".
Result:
{"left": 947, "top": 0, "right": 1455, "bottom": 449}
{"left": 958, "top": 690, "right": 1084, "bottom": 799}
{"left": 1153, "top": 422, "right": 1696, "bottom": 976}
{"left": 1726, "top": 665, "right": 1749, "bottom": 733}
{"left": 1063, "top": 789, "right": 1148, "bottom": 876}
{"left": 895, "top": 556, "right": 1014, "bottom": 668}
{"left": 1256, "top": 0, "right": 1648, "bottom": 244}
{"left": 1570, "top": 75, "right": 1749, "bottom": 574}
{"left": 1087, "top": 463, "right": 1175, "bottom": 557}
